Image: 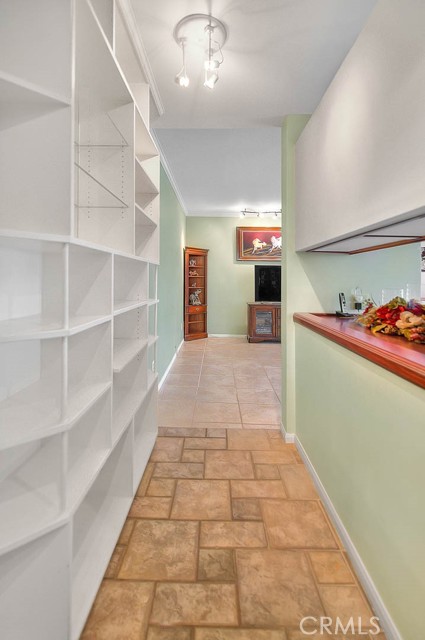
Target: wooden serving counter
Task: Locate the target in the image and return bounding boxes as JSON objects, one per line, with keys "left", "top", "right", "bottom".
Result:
{"left": 294, "top": 313, "right": 425, "bottom": 390}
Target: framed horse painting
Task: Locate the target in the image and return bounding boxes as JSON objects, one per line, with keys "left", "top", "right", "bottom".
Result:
{"left": 236, "top": 227, "right": 282, "bottom": 261}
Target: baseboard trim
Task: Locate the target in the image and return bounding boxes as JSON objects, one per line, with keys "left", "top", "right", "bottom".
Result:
{"left": 295, "top": 435, "right": 402, "bottom": 640}
{"left": 280, "top": 421, "right": 295, "bottom": 443}
{"left": 158, "top": 340, "right": 184, "bottom": 390}
{"left": 208, "top": 334, "right": 247, "bottom": 338}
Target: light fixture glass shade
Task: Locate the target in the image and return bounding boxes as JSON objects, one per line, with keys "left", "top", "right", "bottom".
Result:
{"left": 204, "top": 70, "right": 219, "bottom": 89}
{"left": 175, "top": 72, "right": 189, "bottom": 87}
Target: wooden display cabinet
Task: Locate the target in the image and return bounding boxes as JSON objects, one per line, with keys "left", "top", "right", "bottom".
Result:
{"left": 184, "top": 247, "right": 208, "bottom": 340}
{"left": 247, "top": 302, "right": 281, "bottom": 342}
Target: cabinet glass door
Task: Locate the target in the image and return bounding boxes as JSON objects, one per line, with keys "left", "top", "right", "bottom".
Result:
{"left": 255, "top": 310, "right": 273, "bottom": 335}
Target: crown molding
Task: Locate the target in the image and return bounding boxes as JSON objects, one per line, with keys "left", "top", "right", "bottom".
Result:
{"left": 151, "top": 130, "right": 189, "bottom": 216}
{"left": 116, "top": 0, "right": 164, "bottom": 118}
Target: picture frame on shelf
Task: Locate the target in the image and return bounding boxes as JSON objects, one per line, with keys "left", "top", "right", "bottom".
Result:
{"left": 236, "top": 227, "right": 282, "bottom": 261}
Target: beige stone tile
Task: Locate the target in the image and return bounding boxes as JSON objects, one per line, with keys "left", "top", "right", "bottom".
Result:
{"left": 150, "top": 437, "right": 184, "bottom": 462}
{"left": 242, "top": 423, "right": 280, "bottom": 430}
{"left": 287, "top": 631, "right": 371, "bottom": 639}
{"left": 136, "top": 462, "right": 155, "bottom": 496}
{"left": 252, "top": 449, "right": 296, "bottom": 464}
{"left": 205, "top": 450, "right": 254, "bottom": 479}
{"left": 197, "top": 386, "right": 238, "bottom": 403}
{"left": 309, "top": 551, "right": 355, "bottom": 584}
{"left": 207, "top": 427, "right": 227, "bottom": 437}
{"left": 185, "top": 437, "right": 227, "bottom": 449}
{"left": 158, "top": 398, "right": 196, "bottom": 427}
{"left": 266, "top": 433, "right": 289, "bottom": 450}
{"left": 199, "top": 374, "right": 236, "bottom": 388}
{"left": 182, "top": 449, "right": 205, "bottom": 463}
{"left": 150, "top": 583, "right": 238, "bottom": 626}
{"left": 148, "top": 627, "right": 192, "bottom": 640}
{"left": 232, "top": 498, "right": 262, "bottom": 521}
{"left": 119, "top": 520, "right": 198, "bottom": 581}
{"left": 104, "top": 545, "right": 126, "bottom": 578}
{"left": 236, "top": 389, "right": 280, "bottom": 405}
{"left": 255, "top": 464, "right": 280, "bottom": 479}
{"left": 81, "top": 581, "right": 154, "bottom": 639}
{"left": 171, "top": 364, "right": 202, "bottom": 375}
{"left": 194, "top": 422, "right": 240, "bottom": 430}
{"left": 239, "top": 404, "right": 281, "bottom": 425}
{"left": 236, "top": 549, "right": 324, "bottom": 627}
{"left": 319, "top": 585, "right": 374, "bottom": 626}
{"left": 198, "top": 548, "right": 236, "bottom": 581}
{"left": 231, "top": 480, "right": 286, "bottom": 499}
{"left": 153, "top": 462, "right": 204, "bottom": 479}
{"left": 164, "top": 373, "right": 200, "bottom": 386}
{"left": 202, "top": 364, "right": 234, "bottom": 376}
{"left": 262, "top": 500, "right": 339, "bottom": 549}
{"left": 194, "top": 401, "right": 241, "bottom": 424}
{"left": 160, "top": 385, "right": 199, "bottom": 399}
{"left": 234, "top": 375, "right": 273, "bottom": 390}
{"left": 146, "top": 478, "right": 176, "bottom": 497}
{"left": 227, "top": 429, "right": 270, "bottom": 450}
{"left": 129, "top": 496, "right": 172, "bottom": 519}
{"left": 118, "top": 518, "right": 135, "bottom": 545}
{"left": 158, "top": 426, "right": 206, "bottom": 437}
{"left": 195, "top": 631, "right": 287, "bottom": 640}
{"left": 171, "top": 480, "right": 232, "bottom": 520}
{"left": 279, "top": 464, "right": 319, "bottom": 499}
{"left": 200, "top": 521, "right": 267, "bottom": 548}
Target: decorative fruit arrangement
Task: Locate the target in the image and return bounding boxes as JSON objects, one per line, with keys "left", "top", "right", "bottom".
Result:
{"left": 356, "top": 297, "right": 425, "bottom": 343}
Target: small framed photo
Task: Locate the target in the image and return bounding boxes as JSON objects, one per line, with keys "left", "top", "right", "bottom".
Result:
{"left": 236, "top": 227, "right": 282, "bottom": 261}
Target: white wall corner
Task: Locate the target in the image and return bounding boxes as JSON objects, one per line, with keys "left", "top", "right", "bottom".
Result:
{"left": 295, "top": 435, "right": 403, "bottom": 640}
{"left": 280, "top": 421, "right": 295, "bottom": 443}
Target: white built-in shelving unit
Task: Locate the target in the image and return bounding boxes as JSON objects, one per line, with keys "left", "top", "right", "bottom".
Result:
{"left": 0, "top": 1, "right": 159, "bottom": 638}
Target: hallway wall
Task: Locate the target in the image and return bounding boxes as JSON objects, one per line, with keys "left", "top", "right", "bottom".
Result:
{"left": 186, "top": 216, "right": 279, "bottom": 335}
{"left": 157, "top": 167, "right": 186, "bottom": 380}
{"left": 283, "top": 114, "right": 422, "bottom": 640}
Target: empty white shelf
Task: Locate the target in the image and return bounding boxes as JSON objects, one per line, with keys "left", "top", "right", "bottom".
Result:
{"left": 135, "top": 203, "right": 157, "bottom": 228}
{"left": 75, "top": 163, "right": 129, "bottom": 209}
{"left": 113, "top": 338, "right": 148, "bottom": 373}
{"left": 0, "top": 71, "right": 70, "bottom": 131}
{"left": 0, "top": 315, "right": 64, "bottom": 341}
{"left": 0, "top": 435, "right": 63, "bottom": 552}
{"left": 113, "top": 300, "right": 148, "bottom": 315}
{"left": 135, "top": 157, "right": 159, "bottom": 195}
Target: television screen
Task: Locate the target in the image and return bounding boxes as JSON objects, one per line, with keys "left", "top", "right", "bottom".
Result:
{"left": 255, "top": 265, "right": 281, "bottom": 302}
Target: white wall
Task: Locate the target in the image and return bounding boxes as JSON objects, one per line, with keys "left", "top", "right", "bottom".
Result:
{"left": 295, "top": 0, "right": 425, "bottom": 250}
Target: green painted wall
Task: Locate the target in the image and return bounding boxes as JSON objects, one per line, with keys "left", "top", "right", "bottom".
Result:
{"left": 157, "top": 167, "right": 186, "bottom": 380}
{"left": 283, "top": 114, "right": 423, "bottom": 639}
{"left": 186, "top": 216, "right": 280, "bottom": 335}
{"left": 295, "top": 326, "right": 425, "bottom": 640}
{"left": 282, "top": 115, "right": 421, "bottom": 432}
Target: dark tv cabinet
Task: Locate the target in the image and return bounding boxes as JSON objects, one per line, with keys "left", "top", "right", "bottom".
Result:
{"left": 247, "top": 302, "right": 281, "bottom": 343}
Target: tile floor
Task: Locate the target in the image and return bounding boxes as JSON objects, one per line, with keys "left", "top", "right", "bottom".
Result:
{"left": 82, "top": 338, "right": 386, "bottom": 640}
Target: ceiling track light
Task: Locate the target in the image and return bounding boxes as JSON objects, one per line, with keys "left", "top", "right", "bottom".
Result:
{"left": 173, "top": 13, "right": 228, "bottom": 90}
{"left": 240, "top": 209, "right": 282, "bottom": 219}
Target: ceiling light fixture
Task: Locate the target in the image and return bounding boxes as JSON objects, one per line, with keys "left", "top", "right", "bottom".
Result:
{"left": 173, "top": 14, "right": 228, "bottom": 90}
{"left": 174, "top": 38, "right": 189, "bottom": 87}
{"left": 240, "top": 208, "right": 282, "bottom": 219}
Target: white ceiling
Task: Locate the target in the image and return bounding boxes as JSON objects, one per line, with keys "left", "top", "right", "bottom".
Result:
{"left": 130, "top": 0, "right": 378, "bottom": 215}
